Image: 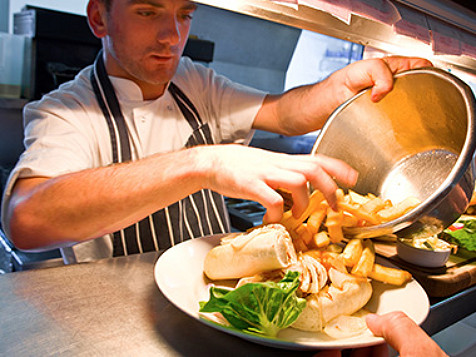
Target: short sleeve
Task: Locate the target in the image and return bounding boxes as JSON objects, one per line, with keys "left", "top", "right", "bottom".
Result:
{"left": 174, "top": 57, "right": 267, "bottom": 144}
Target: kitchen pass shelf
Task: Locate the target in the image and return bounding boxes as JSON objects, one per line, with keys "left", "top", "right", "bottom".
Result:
{"left": 374, "top": 240, "right": 476, "bottom": 297}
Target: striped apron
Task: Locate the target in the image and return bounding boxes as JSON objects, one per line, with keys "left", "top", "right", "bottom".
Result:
{"left": 90, "top": 52, "right": 230, "bottom": 256}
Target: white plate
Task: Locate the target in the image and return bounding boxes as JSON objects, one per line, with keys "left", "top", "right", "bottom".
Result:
{"left": 154, "top": 234, "right": 430, "bottom": 350}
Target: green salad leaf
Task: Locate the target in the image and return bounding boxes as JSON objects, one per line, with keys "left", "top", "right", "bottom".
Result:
{"left": 442, "top": 217, "right": 476, "bottom": 252}
{"left": 199, "top": 271, "right": 306, "bottom": 337}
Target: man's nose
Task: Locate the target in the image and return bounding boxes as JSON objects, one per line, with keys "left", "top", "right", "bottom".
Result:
{"left": 157, "top": 15, "right": 181, "bottom": 46}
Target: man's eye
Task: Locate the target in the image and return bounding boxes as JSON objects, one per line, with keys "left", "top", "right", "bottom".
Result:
{"left": 137, "top": 10, "right": 155, "bottom": 17}
{"left": 180, "top": 13, "right": 194, "bottom": 20}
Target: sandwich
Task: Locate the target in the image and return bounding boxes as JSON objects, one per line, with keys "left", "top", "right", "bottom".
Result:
{"left": 203, "top": 224, "right": 297, "bottom": 280}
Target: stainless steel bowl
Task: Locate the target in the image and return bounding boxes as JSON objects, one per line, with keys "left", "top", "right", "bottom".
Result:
{"left": 311, "top": 67, "right": 476, "bottom": 239}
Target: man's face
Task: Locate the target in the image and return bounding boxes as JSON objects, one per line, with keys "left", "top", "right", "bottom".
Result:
{"left": 99, "top": 0, "right": 196, "bottom": 92}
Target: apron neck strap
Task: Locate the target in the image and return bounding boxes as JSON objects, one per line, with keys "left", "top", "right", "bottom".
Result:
{"left": 168, "top": 82, "right": 203, "bottom": 131}
{"left": 91, "top": 50, "right": 132, "bottom": 162}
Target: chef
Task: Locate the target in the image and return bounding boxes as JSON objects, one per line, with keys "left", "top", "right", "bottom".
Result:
{"left": 1, "top": 0, "right": 431, "bottom": 262}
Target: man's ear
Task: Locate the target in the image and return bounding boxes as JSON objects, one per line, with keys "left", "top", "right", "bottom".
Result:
{"left": 87, "top": 0, "right": 108, "bottom": 38}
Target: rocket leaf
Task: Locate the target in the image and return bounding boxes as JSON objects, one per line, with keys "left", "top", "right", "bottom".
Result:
{"left": 442, "top": 217, "right": 476, "bottom": 252}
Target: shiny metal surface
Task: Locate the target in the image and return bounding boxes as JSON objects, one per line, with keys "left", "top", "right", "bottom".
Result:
{"left": 0, "top": 252, "right": 315, "bottom": 356}
{"left": 195, "top": 0, "right": 476, "bottom": 74}
{"left": 0, "top": 252, "right": 474, "bottom": 354}
{"left": 311, "top": 67, "right": 476, "bottom": 238}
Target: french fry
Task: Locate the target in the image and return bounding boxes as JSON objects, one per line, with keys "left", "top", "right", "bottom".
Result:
{"left": 280, "top": 190, "right": 420, "bottom": 267}
{"left": 303, "top": 249, "right": 322, "bottom": 261}
{"left": 369, "top": 263, "right": 412, "bottom": 286}
{"left": 351, "top": 239, "right": 375, "bottom": 278}
{"left": 296, "top": 223, "right": 313, "bottom": 245}
{"left": 337, "top": 200, "right": 381, "bottom": 225}
{"left": 321, "top": 251, "right": 347, "bottom": 273}
{"left": 296, "top": 190, "right": 325, "bottom": 225}
{"left": 347, "top": 190, "right": 370, "bottom": 205}
{"left": 280, "top": 190, "right": 326, "bottom": 231}
{"left": 376, "top": 197, "right": 421, "bottom": 222}
{"left": 310, "top": 231, "right": 330, "bottom": 249}
{"left": 279, "top": 209, "right": 300, "bottom": 231}
{"left": 341, "top": 238, "right": 363, "bottom": 267}
{"left": 293, "top": 236, "right": 308, "bottom": 252}
{"left": 326, "top": 206, "right": 344, "bottom": 243}
{"left": 327, "top": 244, "right": 343, "bottom": 254}
{"left": 307, "top": 208, "right": 327, "bottom": 234}
{"left": 361, "top": 197, "right": 387, "bottom": 215}
{"left": 288, "top": 228, "right": 307, "bottom": 252}
{"left": 327, "top": 255, "right": 347, "bottom": 273}
{"left": 342, "top": 212, "right": 359, "bottom": 227}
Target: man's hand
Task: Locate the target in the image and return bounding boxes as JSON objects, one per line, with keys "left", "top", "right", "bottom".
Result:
{"left": 313, "top": 311, "right": 447, "bottom": 357}
{"left": 366, "top": 311, "right": 448, "bottom": 357}
{"left": 254, "top": 56, "right": 432, "bottom": 137}
{"left": 200, "top": 144, "right": 358, "bottom": 222}
{"left": 337, "top": 56, "right": 433, "bottom": 102}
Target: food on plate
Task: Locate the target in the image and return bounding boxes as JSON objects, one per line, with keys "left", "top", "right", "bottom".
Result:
{"left": 201, "top": 216, "right": 412, "bottom": 338}
{"left": 199, "top": 271, "right": 306, "bottom": 337}
{"left": 323, "top": 313, "right": 370, "bottom": 339}
{"left": 292, "top": 268, "right": 372, "bottom": 332}
{"left": 203, "top": 224, "right": 297, "bottom": 280}
{"left": 369, "top": 263, "right": 412, "bottom": 286}
{"left": 351, "top": 239, "right": 375, "bottom": 278}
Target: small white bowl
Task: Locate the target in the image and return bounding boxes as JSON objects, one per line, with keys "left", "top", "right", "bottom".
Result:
{"left": 396, "top": 238, "right": 451, "bottom": 268}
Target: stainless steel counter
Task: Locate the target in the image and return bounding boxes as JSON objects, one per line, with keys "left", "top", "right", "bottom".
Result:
{"left": 0, "top": 252, "right": 315, "bottom": 356}
{"left": 0, "top": 251, "right": 475, "bottom": 356}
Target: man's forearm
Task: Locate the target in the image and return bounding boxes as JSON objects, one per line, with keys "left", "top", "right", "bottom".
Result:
{"left": 253, "top": 71, "right": 347, "bottom": 136}
{"left": 6, "top": 147, "right": 208, "bottom": 250}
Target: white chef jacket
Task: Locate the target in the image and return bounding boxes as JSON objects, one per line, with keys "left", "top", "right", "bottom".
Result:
{"left": 1, "top": 56, "right": 266, "bottom": 263}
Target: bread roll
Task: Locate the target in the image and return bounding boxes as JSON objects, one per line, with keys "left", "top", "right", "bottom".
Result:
{"left": 204, "top": 224, "right": 297, "bottom": 280}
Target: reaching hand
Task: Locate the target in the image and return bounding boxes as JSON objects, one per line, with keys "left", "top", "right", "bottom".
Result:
{"left": 199, "top": 144, "right": 358, "bottom": 222}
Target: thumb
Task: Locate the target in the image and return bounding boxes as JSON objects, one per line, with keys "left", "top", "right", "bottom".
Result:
{"left": 370, "top": 78, "right": 393, "bottom": 102}
{"left": 366, "top": 312, "right": 447, "bottom": 357}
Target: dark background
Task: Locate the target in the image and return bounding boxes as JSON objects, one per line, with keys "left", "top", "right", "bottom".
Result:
{"left": 449, "top": 0, "right": 476, "bottom": 14}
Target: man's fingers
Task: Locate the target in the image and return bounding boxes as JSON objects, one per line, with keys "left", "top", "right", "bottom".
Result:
{"left": 371, "top": 56, "right": 433, "bottom": 102}
{"left": 366, "top": 312, "right": 418, "bottom": 350}
{"left": 269, "top": 154, "right": 358, "bottom": 212}
{"left": 382, "top": 56, "right": 433, "bottom": 74}
{"left": 221, "top": 149, "right": 358, "bottom": 223}
{"left": 370, "top": 78, "right": 393, "bottom": 102}
{"left": 367, "top": 59, "right": 394, "bottom": 102}
{"left": 311, "top": 154, "right": 359, "bottom": 188}
{"left": 262, "top": 169, "right": 310, "bottom": 219}
{"left": 366, "top": 312, "right": 447, "bottom": 357}
{"left": 245, "top": 182, "right": 285, "bottom": 224}
{"left": 306, "top": 155, "right": 357, "bottom": 210}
